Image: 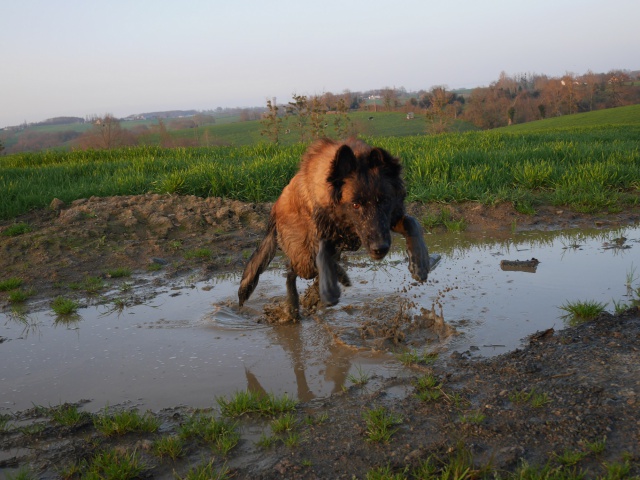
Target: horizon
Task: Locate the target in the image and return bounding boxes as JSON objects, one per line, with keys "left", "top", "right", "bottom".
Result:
{"left": 2, "top": 0, "right": 639, "bottom": 129}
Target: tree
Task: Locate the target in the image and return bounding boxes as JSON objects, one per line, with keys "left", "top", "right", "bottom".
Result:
{"left": 260, "top": 98, "right": 282, "bottom": 144}
{"left": 333, "top": 97, "right": 352, "bottom": 138}
{"left": 0, "top": 139, "right": 4, "bottom": 155}
{"left": 308, "top": 96, "right": 327, "bottom": 139}
{"left": 286, "top": 94, "right": 311, "bottom": 142}
{"left": 76, "top": 114, "right": 136, "bottom": 150}
{"left": 381, "top": 87, "right": 397, "bottom": 111}
{"left": 425, "top": 86, "right": 456, "bottom": 134}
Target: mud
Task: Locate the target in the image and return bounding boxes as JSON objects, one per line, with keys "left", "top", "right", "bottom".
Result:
{"left": 1, "top": 195, "right": 640, "bottom": 478}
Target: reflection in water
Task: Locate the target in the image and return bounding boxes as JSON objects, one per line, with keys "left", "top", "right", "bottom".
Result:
{"left": 0, "top": 224, "right": 638, "bottom": 412}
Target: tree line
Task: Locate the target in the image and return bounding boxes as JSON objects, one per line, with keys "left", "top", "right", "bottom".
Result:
{"left": 2, "top": 69, "right": 638, "bottom": 153}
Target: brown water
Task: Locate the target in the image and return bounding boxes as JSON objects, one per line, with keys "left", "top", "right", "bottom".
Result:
{"left": 1, "top": 226, "right": 638, "bottom": 412}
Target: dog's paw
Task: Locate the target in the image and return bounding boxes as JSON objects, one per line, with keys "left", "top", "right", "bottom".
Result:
{"left": 319, "top": 278, "right": 341, "bottom": 306}
{"left": 407, "top": 246, "right": 430, "bottom": 282}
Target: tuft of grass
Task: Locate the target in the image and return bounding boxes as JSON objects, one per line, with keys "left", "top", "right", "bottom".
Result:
{"left": 179, "top": 414, "right": 239, "bottom": 455}
{"left": 395, "top": 348, "right": 438, "bottom": 367}
{"left": 5, "top": 467, "right": 36, "bottom": 480}
{"left": 105, "top": 267, "right": 132, "bottom": 278}
{"left": 304, "top": 412, "right": 329, "bottom": 426}
{"left": 257, "top": 432, "right": 278, "bottom": 449}
{"left": 282, "top": 431, "right": 302, "bottom": 448}
{"left": 366, "top": 463, "right": 408, "bottom": 480}
{"left": 414, "top": 374, "right": 444, "bottom": 403}
{"left": 216, "top": 390, "right": 298, "bottom": 418}
{"left": 0, "top": 413, "right": 13, "bottom": 432}
{"left": 347, "top": 365, "right": 371, "bottom": 386}
{"left": 271, "top": 412, "right": 297, "bottom": 434}
{"left": 8, "top": 288, "right": 35, "bottom": 303}
{"left": 178, "top": 460, "right": 230, "bottom": 480}
{"left": 93, "top": 408, "right": 160, "bottom": 436}
{"left": 49, "top": 403, "right": 89, "bottom": 427}
{"left": 362, "top": 406, "right": 403, "bottom": 444}
{"left": 559, "top": 299, "right": 608, "bottom": 325}
{"left": 152, "top": 435, "right": 185, "bottom": 460}
{"left": 184, "top": 248, "right": 213, "bottom": 260}
{"left": 0, "top": 277, "right": 23, "bottom": 291}
{"left": 51, "top": 296, "right": 79, "bottom": 315}
{"left": 84, "top": 448, "right": 145, "bottom": 480}
{"left": 459, "top": 410, "right": 486, "bottom": 425}
{"left": 555, "top": 448, "right": 588, "bottom": 466}
{"left": 585, "top": 436, "right": 607, "bottom": 455}
{"left": 2, "top": 222, "right": 32, "bottom": 237}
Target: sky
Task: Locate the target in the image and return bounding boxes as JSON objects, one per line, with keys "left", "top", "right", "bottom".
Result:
{"left": 1, "top": 0, "right": 638, "bottom": 128}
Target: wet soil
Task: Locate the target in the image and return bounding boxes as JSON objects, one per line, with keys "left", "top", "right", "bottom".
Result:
{"left": 1, "top": 195, "right": 639, "bottom": 478}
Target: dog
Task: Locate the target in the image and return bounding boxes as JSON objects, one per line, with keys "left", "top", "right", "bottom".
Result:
{"left": 238, "top": 138, "right": 430, "bottom": 319}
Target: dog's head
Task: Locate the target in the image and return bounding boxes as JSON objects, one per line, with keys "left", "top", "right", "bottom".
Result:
{"left": 327, "top": 143, "right": 405, "bottom": 260}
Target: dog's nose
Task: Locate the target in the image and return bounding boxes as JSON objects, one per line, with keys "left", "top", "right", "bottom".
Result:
{"left": 371, "top": 244, "right": 390, "bottom": 259}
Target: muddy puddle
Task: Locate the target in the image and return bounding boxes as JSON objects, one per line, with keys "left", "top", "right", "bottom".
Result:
{"left": 1, "top": 225, "right": 638, "bottom": 413}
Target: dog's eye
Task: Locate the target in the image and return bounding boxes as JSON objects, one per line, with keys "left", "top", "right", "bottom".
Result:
{"left": 352, "top": 203, "right": 361, "bottom": 210}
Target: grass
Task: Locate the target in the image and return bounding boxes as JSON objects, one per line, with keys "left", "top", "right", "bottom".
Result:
{"left": 105, "top": 267, "right": 132, "bottom": 278}
{"left": 2, "top": 222, "right": 32, "bottom": 236}
{"left": 93, "top": 408, "right": 160, "bottom": 436}
{"left": 414, "top": 374, "right": 444, "bottom": 403}
{"left": 362, "top": 406, "right": 403, "bottom": 443}
{"left": 48, "top": 403, "right": 89, "bottom": 427}
{"left": 0, "top": 277, "right": 23, "bottom": 291}
{"left": 559, "top": 299, "right": 608, "bottom": 325}
{"left": 395, "top": 348, "right": 438, "bottom": 366}
{"left": 184, "top": 248, "right": 213, "bottom": 260}
{"left": 152, "top": 435, "right": 185, "bottom": 460}
{"left": 51, "top": 296, "right": 80, "bottom": 315}
{"left": 2, "top": 118, "right": 640, "bottom": 221}
{"left": 82, "top": 448, "right": 145, "bottom": 480}
{"left": 347, "top": 365, "right": 371, "bottom": 386}
{"left": 8, "top": 288, "right": 35, "bottom": 303}
{"left": 216, "top": 389, "right": 298, "bottom": 418}
{"left": 509, "top": 388, "right": 552, "bottom": 408}
{"left": 177, "top": 460, "right": 230, "bottom": 480}
{"left": 179, "top": 414, "right": 239, "bottom": 455}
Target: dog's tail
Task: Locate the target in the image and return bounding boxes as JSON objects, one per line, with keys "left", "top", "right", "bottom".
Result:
{"left": 238, "top": 216, "right": 278, "bottom": 307}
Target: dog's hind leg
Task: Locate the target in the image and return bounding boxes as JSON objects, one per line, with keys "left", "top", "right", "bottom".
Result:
{"left": 392, "top": 215, "right": 430, "bottom": 282}
{"left": 285, "top": 267, "right": 301, "bottom": 320}
{"left": 316, "top": 239, "right": 341, "bottom": 306}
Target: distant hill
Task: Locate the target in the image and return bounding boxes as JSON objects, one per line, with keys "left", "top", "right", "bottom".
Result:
{"left": 497, "top": 104, "right": 640, "bottom": 132}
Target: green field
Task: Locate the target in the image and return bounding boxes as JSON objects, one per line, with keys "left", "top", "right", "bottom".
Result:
{"left": 2, "top": 107, "right": 639, "bottom": 220}
{"left": 498, "top": 104, "right": 640, "bottom": 132}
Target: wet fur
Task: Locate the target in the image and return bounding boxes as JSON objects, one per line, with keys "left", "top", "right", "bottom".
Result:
{"left": 238, "top": 138, "right": 429, "bottom": 319}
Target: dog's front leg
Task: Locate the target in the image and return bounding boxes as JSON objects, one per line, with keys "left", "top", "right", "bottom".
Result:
{"left": 392, "top": 215, "right": 430, "bottom": 282}
{"left": 316, "top": 239, "right": 341, "bottom": 306}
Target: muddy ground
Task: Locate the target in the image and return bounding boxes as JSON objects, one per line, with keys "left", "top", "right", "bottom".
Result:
{"left": 1, "top": 195, "right": 639, "bottom": 479}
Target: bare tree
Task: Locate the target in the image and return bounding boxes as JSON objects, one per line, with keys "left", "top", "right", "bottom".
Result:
{"left": 308, "top": 96, "right": 327, "bottom": 139}
{"left": 425, "top": 86, "right": 455, "bottom": 134}
{"left": 260, "top": 98, "right": 282, "bottom": 144}
{"left": 76, "top": 114, "right": 135, "bottom": 149}
{"left": 333, "top": 97, "right": 352, "bottom": 138}
{"left": 381, "top": 87, "right": 397, "bottom": 111}
{"left": 286, "top": 94, "right": 311, "bottom": 142}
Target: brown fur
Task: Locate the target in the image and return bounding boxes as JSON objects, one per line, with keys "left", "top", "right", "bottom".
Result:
{"left": 238, "top": 138, "right": 430, "bottom": 319}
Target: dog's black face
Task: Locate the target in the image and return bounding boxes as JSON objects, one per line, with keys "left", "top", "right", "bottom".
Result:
{"left": 328, "top": 144, "right": 405, "bottom": 260}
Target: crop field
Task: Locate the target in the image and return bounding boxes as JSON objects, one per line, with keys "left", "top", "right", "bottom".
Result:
{"left": 1, "top": 120, "right": 639, "bottom": 220}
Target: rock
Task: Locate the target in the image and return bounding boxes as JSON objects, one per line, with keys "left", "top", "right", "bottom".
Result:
{"left": 49, "top": 198, "right": 65, "bottom": 213}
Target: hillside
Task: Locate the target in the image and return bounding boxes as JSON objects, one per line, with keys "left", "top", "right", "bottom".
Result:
{"left": 497, "top": 104, "right": 640, "bottom": 132}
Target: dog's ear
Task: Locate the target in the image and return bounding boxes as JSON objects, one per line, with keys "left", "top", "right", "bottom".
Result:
{"left": 370, "top": 148, "right": 402, "bottom": 178}
{"left": 327, "top": 145, "right": 357, "bottom": 203}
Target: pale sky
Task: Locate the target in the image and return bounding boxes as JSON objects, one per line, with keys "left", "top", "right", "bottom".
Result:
{"left": 1, "top": 0, "right": 638, "bottom": 128}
